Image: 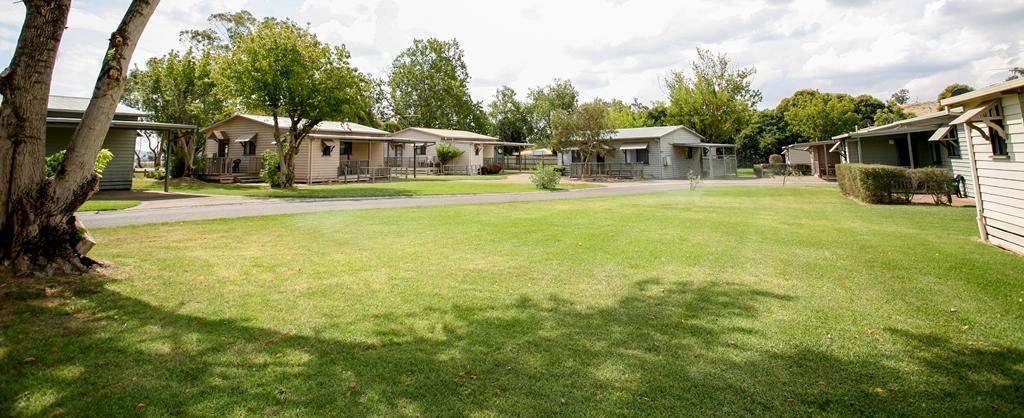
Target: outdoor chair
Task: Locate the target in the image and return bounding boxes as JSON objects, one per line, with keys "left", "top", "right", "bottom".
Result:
{"left": 953, "top": 175, "right": 967, "bottom": 198}
{"left": 232, "top": 159, "right": 241, "bottom": 173}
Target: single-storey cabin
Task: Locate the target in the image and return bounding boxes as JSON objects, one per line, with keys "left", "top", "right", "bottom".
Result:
{"left": 45, "top": 95, "right": 194, "bottom": 190}
{"left": 201, "top": 114, "right": 431, "bottom": 183}
{"left": 781, "top": 140, "right": 841, "bottom": 178}
{"left": 558, "top": 126, "right": 737, "bottom": 179}
{"left": 829, "top": 109, "right": 973, "bottom": 192}
{"left": 389, "top": 128, "right": 529, "bottom": 174}
{"left": 939, "top": 78, "right": 1024, "bottom": 255}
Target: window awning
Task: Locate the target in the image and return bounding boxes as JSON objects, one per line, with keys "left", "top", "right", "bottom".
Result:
{"left": 234, "top": 133, "right": 256, "bottom": 143}
{"left": 208, "top": 130, "right": 229, "bottom": 141}
{"left": 927, "top": 125, "right": 954, "bottom": 142}
{"left": 619, "top": 142, "right": 648, "bottom": 150}
{"left": 950, "top": 101, "right": 997, "bottom": 125}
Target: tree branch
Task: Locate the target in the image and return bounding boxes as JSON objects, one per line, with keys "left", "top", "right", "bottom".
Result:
{"left": 53, "top": 0, "right": 160, "bottom": 206}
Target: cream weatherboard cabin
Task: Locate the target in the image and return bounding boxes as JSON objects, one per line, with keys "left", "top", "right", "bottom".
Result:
{"left": 558, "top": 126, "right": 737, "bottom": 179}
{"left": 938, "top": 78, "right": 1024, "bottom": 255}
{"left": 201, "top": 114, "right": 431, "bottom": 183}
{"left": 389, "top": 127, "right": 530, "bottom": 174}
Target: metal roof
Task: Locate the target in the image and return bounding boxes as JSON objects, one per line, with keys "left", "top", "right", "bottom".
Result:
{"left": 46, "top": 117, "right": 195, "bottom": 130}
{"left": 48, "top": 95, "right": 149, "bottom": 117}
{"left": 395, "top": 127, "right": 498, "bottom": 141}
{"left": 940, "top": 78, "right": 1024, "bottom": 107}
{"left": 832, "top": 109, "right": 962, "bottom": 140}
{"left": 202, "top": 114, "right": 390, "bottom": 136}
{"left": 610, "top": 125, "right": 705, "bottom": 141}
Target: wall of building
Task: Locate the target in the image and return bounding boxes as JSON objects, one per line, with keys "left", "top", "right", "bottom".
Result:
{"left": 966, "top": 93, "right": 1024, "bottom": 254}
{"left": 45, "top": 126, "right": 135, "bottom": 190}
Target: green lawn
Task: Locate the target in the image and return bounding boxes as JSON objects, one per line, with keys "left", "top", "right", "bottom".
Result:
{"left": 3, "top": 187, "right": 1023, "bottom": 416}
{"left": 78, "top": 200, "right": 141, "bottom": 212}
{"left": 133, "top": 176, "right": 595, "bottom": 198}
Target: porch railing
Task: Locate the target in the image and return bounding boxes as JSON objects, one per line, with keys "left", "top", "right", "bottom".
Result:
{"left": 701, "top": 156, "right": 738, "bottom": 178}
{"left": 483, "top": 156, "right": 559, "bottom": 170}
{"left": 204, "top": 156, "right": 262, "bottom": 175}
{"left": 338, "top": 160, "right": 370, "bottom": 178}
{"left": 567, "top": 162, "right": 644, "bottom": 179}
{"left": 385, "top": 156, "right": 434, "bottom": 168}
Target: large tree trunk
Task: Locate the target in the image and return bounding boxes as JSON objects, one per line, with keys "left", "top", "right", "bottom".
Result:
{"left": 0, "top": 0, "right": 160, "bottom": 277}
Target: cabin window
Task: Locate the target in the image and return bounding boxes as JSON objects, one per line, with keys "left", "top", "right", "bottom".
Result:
{"left": 321, "top": 143, "right": 335, "bottom": 156}
{"left": 415, "top": 145, "right": 427, "bottom": 155}
{"left": 624, "top": 149, "right": 649, "bottom": 164}
{"left": 943, "top": 126, "right": 961, "bottom": 158}
{"left": 242, "top": 140, "right": 257, "bottom": 156}
{"left": 339, "top": 141, "right": 353, "bottom": 155}
{"left": 686, "top": 147, "right": 694, "bottom": 159}
{"left": 474, "top": 145, "right": 481, "bottom": 156}
{"left": 985, "top": 105, "right": 1008, "bottom": 157}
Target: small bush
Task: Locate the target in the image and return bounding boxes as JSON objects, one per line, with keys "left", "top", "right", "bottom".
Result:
{"left": 530, "top": 165, "right": 561, "bottom": 190}
{"left": 752, "top": 164, "right": 764, "bottom": 178}
{"left": 45, "top": 149, "right": 114, "bottom": 177}
{"left": 836, "top": 164, "right": 952, "bottom": 204}
{"left": 435, "top": 143, "right": 464, "bottom": 166}
{"left": 480, "top": 164, "right": 503, "bottom": 175}
{"left": 910, "top": 167, "right": 954, "bottom": 204}
{"left": 790, "top": 164, "right": 812, "bottom": 176}
{"left": 768, "top": 154, "right": 784, "bottom": 165}
{"left": 259, "top": 149, "right": 280, "bottom": 183}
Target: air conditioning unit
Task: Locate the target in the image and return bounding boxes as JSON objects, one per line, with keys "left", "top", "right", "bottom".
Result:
{"left": 663, "top": 156, "right": 671, "bottom": 166}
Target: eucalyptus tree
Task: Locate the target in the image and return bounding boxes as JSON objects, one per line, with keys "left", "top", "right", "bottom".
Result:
{"left": 0, "top": 0, "right": 160, "bottom": 275}
{"left": 219, "top": 19, "right": 371, "bottom": 188}
{"left": 488, "top": 86, "right": 534, "bottom": 143}
{"left": 527, "top": 79, "right": 579, "bottom": 145}
{"left": 549, "top": 101, "right": 615, "bottom": 167}
{"left": 123, "top": 48, "right": 229, "bottom": 176}
{"left": 388, "top": 38, "right": 485, "bottom": 131}
{"left": 665, "top": 48, "right": 761, "bottom": 143}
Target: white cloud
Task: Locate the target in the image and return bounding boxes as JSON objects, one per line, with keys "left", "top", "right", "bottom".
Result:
{"left": 0, "top": 0, "right": 1021, "bottom": 110}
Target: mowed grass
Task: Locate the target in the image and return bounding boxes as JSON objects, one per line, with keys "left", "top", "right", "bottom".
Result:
{"left": 3, "top": 187, "right": 1023, "bottom": 416}
{"left": 77, "top": 200, "right": 140, "bottom": 212}
{"left": 133, "top": 176, "right": 596, "bottom": 198}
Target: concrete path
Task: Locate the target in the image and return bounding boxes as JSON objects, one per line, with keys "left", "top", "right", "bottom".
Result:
{"left": 79, "top": 178, "right": 834, "bottom": 228}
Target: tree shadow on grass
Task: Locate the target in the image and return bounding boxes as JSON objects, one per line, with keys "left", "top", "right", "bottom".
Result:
{"left": 1, "top": 277, "right": 1021, "bottom": 416}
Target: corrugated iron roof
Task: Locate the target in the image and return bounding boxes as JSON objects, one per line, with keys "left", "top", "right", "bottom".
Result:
{"left": 610, "top": 126, "right": 687, "bottom": 140}
{"left": 233, "top": 114, "right": 389, "bottom": 135}
{"left": 398, "top": 127, "right": 498, "bottom": 141}
{"left": 48, "top": 95, "right": 149, "bottom": 116}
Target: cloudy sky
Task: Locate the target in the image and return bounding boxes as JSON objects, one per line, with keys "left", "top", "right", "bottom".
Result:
{"left": 1, "top": 0, "right": 1022, "bottom": 109}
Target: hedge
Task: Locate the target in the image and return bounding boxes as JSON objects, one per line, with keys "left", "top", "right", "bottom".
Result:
{"left": 836, "top": 164, "right": 954, "bottom": 204}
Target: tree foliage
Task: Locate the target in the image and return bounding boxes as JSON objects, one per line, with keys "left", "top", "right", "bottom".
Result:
{"left": 665, "top": 48, "right": 761, "bottom": 143}
{"left": 873, "top": 102, "right": 916, "bottom": 126}
{"left": 388, "top": 38, "right": 487, "bottom": 132}
{"left": 779, "top": 90, "right": 859, "bottom": 141}
{"left": 852, "top": 94, "right": 886, "bottom": 128}
{"left": 123, "top": 48, "right": 230, "bottom": 176}
{"left": 936, "top": 83, "right": 974, "bottom": 106}
{"left": 179, "top": 10, "right": 257, "bottom": 51}
{"left": 527, "top": 79, "right": 579, "bottom": 144}
{"left": 435, "top": 143, "right": 464, "bottom": 165}
{"left": 549, "top": 101, "right": 614, "bottom": 163}
{"left": 890, "top": 88, "right": 911, "bottom": 105}
{"left": 1006, "top": 67, "right": 1024, "bottom": 81}
{"left": 735, "top": 109, "right": 801, "bottom": 166}
{"left": 219, "top": 18, "right": 371, "bottom": 188}
{"left": 604, "top": 99, "right": 652, "bottom": 128}
{"left": 487, "top": 86, "right": 533, "bottom": 143}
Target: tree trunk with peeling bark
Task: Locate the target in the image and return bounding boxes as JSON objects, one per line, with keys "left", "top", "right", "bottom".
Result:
{"left": 0, "top": 0, "right": 160, "bottom": 276}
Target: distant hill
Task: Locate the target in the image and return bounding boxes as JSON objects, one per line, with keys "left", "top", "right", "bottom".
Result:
{"left": 901, "top": 101, "right": 938, "bottom": 115}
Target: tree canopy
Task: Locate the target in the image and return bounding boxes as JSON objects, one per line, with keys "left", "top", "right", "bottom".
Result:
{"left": 780, "top": 90, "right": 859, "bottom": 141}
{"left": 527, "top": 79, "right": 580, "bottom": 144}
{"left": 487, "top": 86, "right": 533, "bottom": 143}
{"left": 890, "top": 88, "right": 911, "bottom": 105}
{"left": 936, "top": 83, "right": 974, "bottom": 106}
{"left": 219, "top": 18, "right": 371, "bottom": 187}
{"left": 735, "top": 109, "right": 801, "bottom": 166}
{"left": 123, "top": 48, "right": 230, "bottom": 176}
{"left": 665, "top": 48, "right": 761, "bottom": 143}
{"left": 549, "top": 100, "right": 614, "bottom": 163}
{"left": 388, "top": 38, "right": 487, "bottom": 132}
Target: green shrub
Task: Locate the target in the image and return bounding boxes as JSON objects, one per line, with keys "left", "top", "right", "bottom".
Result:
{"left": 837, "top": 164, "right": 914, "bottom": 204}
{"left": 435, "top": 143, "right": 464, "bottom": 166}
{"left": 910, "top": 167, "right": 954, "bottom": 205}
{"left": 45, "top": 149, "right": 114, "bottom": 177}
{"left": 530, "top": 165, "right": 561, "bottom": 190}
{"left": 259, "top": 149, "right": 280, "bottom": 183}
{"left": 790, "top": 163, "right": 812, "bottom": 176}
{"left": 752, "top": 164, "right": 764, "bottom": 178}
{"left": 480, "top": 164, "right": 503, "bottom": 175}
{"left": 768, "top": 154, "right": 784, "bottom": 165}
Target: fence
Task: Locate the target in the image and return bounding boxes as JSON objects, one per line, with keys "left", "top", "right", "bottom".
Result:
{"left": 701, "top": 156, "right": 738, "bottom": 178}
{"left": 204, "top": 156, "right": 262, "bottom": 175}
{"left": 483, "top": 156, "right": 559, "bottom": 171}
{"left": 566, "top": 163, "right": 644, "bottom": 179}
